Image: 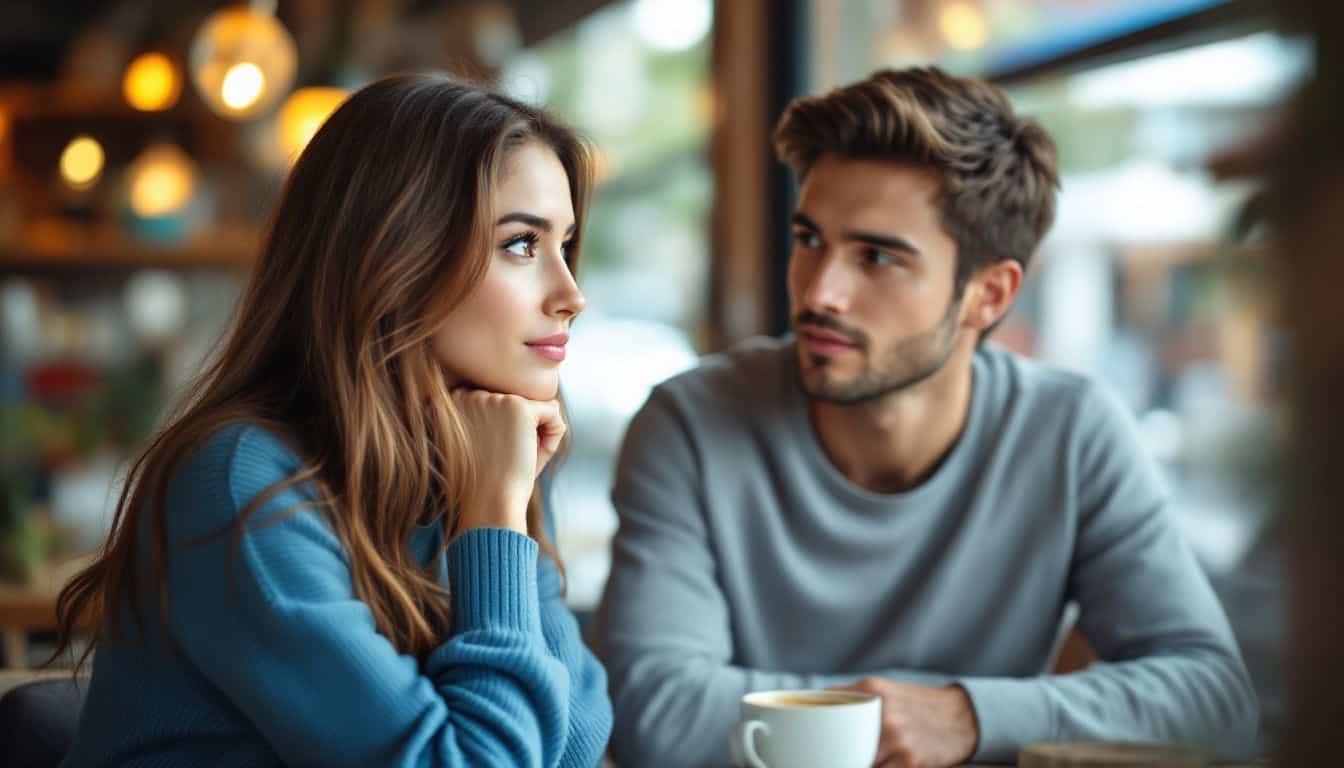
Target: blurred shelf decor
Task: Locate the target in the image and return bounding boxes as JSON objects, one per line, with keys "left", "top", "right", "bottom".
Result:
{"left": 0, "top": 0, "right": 350, "bottom": 667}
{"left": 2, "top": 218, "right": 258, "bottom": 271}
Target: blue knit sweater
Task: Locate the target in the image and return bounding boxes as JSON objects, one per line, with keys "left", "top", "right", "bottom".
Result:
{"left": 62, "top": 424, "right": 612, "bottom": 767}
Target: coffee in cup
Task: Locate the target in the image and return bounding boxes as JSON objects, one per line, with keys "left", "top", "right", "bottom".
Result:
{"left": 754, "top": 694, "right": 855, "bottom": 708}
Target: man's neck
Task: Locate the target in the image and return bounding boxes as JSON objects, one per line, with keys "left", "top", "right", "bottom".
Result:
{"left": 809, "top": 341, "right": 977, "bottom": 494}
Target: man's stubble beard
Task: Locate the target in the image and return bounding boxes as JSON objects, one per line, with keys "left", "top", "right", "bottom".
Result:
{"left": 796, "top": 298, "right": 962, "bottom": 405}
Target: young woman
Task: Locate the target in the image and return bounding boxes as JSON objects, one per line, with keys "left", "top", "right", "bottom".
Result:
{"left": 53, "top": 74, "right": 612, "bottom": 767}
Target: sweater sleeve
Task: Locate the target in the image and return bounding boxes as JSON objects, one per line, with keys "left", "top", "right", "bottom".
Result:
{"left": 957, "top": 385, "right": 1259, "bottom": 763}
{"left": 596, "top": 391, "right": 949, "bottom": 768}
{"left": 537, "top": 481, "right": 613, "bottom": 768}
{"left": 161, "top": 426, "right": 571, "bottom": 768}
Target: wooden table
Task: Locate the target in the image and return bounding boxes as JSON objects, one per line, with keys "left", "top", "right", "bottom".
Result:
{"left": 647, "top": 755, "right": 1267, "bottom": 767}
{"left": 0, "top": 556, "right": 91, "bottom": 668}
{"left": 697, "top": 757, "right": 1269, "bottom": 766}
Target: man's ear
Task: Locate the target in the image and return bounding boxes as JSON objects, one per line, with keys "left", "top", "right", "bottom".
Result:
{"left": 963, "top": 260, "right": 1023, "bottom": 332}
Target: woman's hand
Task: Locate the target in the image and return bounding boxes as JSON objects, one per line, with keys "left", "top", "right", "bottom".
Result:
{"left": 450, "top": 389, "right": 566, "bottom": 535}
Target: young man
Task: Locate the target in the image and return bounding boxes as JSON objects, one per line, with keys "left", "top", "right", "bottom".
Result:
{"left": 596, "top": 67, "right": 1257, "bottom": 768}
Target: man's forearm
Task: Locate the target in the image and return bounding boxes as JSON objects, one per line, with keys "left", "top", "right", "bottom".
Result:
{"left": 958, "top": 649, "right": 1258, "bottom": 763}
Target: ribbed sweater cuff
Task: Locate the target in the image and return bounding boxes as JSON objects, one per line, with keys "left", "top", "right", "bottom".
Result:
{"left": 446, "top": 528, "right": 541, "bottom": 635}
{"left": 957, "top": 677, "right": 1054, "bottom": 763}
{"left": 559, "top": 704, "right": 609, "bottom": 768}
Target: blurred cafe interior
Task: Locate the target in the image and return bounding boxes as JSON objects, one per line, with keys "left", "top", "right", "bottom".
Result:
{"left": 0, "top": 0, "right": 1341, "bottom": 764}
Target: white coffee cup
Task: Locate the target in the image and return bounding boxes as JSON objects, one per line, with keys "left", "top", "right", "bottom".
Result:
{"left": 731, "top": 689, "right": 881, "bottom": 768}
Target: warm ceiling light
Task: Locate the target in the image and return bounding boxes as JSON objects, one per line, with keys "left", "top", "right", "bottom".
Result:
{"left": 190, "top": 6, "right": 296, "bottom": 120}
{"left": 221, "top": 61, "right": 266, "bottom": 111}
{"left": 59, "top": 136, "right": 104, "bottom": 190}
{"left": 278, "top": 86, "right": 349, "bottom": 161}
{"left": 939, "top": 1, "right": 989, "bottom": 52}
{"left": 128, "top": 144, "right": 198, "bottom": 218}
{"left": 633, "top": 0, "right": 713, "bottom": 52}
{"left": 122, "top": 52, "right": 182, "bottom": 112}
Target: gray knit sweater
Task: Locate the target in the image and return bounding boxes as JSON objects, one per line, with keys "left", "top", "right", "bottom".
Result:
{"left": 596, "top": 336, "right": 1257, "bottom": 766}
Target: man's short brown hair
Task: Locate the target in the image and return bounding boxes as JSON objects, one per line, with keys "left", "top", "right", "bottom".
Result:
{"left": 773, "top": 67, "right": 1060, "bottom": 292}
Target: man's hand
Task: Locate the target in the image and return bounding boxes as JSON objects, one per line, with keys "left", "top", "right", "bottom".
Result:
{"left": 834, "top": 678, "right": 980, "bottom": 768}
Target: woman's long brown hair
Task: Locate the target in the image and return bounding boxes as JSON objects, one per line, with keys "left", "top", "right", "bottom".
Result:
{"left": 50, "top": 74, "right": 592, "bottom": 669}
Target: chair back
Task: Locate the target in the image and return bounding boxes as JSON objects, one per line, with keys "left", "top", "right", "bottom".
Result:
{"left": 0, "top": 678, "right": 87, "bottom": 768}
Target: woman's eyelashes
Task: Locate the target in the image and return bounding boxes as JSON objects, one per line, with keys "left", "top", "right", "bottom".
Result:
{"left": 500, "top": 231, "right": 576, "bottom": 262}
{"left": 502, "top": 231, "right": 540, "bottom": 259}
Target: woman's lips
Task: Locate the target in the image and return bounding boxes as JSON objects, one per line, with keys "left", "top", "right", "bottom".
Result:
{"left": 527, "top": 344, "right": 566, "bottom": 362}
{"left": 526, "top": 333, "right": 568, "bottom": 362}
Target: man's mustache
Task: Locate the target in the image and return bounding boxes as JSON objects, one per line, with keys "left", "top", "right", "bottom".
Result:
{"left": 792, "top": 312, "right": 868, "bottom": 348}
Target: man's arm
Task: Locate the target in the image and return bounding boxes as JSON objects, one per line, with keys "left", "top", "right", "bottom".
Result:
{"left": 956, "top": 385, "right": 1259, "bottom": 763}
{"left": 596, "top": 389, "right": 947, "bottom": 768}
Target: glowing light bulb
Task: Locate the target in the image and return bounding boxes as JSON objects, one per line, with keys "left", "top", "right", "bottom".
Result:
{"left": 128, "top": 143, "right": 197, "bottom": 217}
{"left": 59, "top": 136, "right": 104, "bottom": 190}
{"left": 221, "top": 62, "right": 265, "bottom": 111}
{"left": 939, "top": 1, "right": 989, "bottom": 52}
{"left": 633, "top": 0, "right": 712, "bottom": 52}
{"left": 278, "top": 87, "right": 348, "bottom": 161}
{"left": 123, "top": 52, "right": 182, "bottom": 112}
{"left": 189, "top": 7, "right": 296, "bottom": 120}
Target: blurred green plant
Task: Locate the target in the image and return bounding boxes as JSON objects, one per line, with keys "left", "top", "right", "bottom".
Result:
{"left": 0, "top": 405, "right": 47, "bottom": 583}
{"left": 0, "top": 353, "right": 163, "bottom": 581}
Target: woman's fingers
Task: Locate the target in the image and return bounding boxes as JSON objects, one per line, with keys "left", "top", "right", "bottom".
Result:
{"left": 530, "top": 399, "right": 567, "bottom": 456}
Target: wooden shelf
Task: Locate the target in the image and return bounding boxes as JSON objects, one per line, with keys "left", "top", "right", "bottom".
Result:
{"left": 0, "top": 218, "right": 258, "bottom": 272}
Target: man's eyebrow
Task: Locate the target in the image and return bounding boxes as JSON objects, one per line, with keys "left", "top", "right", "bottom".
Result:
{"left": 793, "top": 212, "right": 921, "bottom": 256}
{"left": 792, "top": 212, "right": 821, "bottom": 231}
{"left": 841, "top": 230, "right": 921, "bottom": 256}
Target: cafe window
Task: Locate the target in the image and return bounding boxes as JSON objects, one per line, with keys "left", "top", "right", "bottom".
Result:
{"left": 498, "top": 0, "right": 713, "bottom": 609}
